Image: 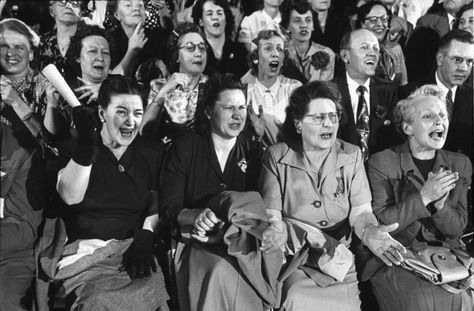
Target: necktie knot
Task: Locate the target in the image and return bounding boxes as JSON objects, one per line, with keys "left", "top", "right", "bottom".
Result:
{"left": 357, "top": 85, "right": 366, "bottom": 96}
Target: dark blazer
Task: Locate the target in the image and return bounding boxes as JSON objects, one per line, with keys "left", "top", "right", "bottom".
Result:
{"left": 333, "top": 74, "right": 403, "bottom": 156}
{"left": 204, "top": 38, "right": 249, "bottom": 79}
{"left": 310, "top": 8, "right": 352, "bottom": 54}
{"left": 399, "top": 74, "right": 474, "bottom": 162}
{"left": 362, "top": 142, "right": 472, "bottom": 280}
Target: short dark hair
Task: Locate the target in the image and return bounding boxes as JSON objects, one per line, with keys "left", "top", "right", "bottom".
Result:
{"left": 98, "top": 75, "right": 147, "bottom": 109}
{"left": 167, "top": 22, "right": 206, "bottom": 74}
{"left": 66, "top": 25, "right": 113, "bottom": 62}
{"left": 279, "top": 0, "right": 311, "bottom": 30}
{"left": 438, "top": 29, "right": 474, "bottom": 53}
{"left": 283, "top": 81, "right": 343, "bottom": 142}
{"left": 191, "top": 0, "right": 235, "bottom": 39}
{"left": 248, "top": 29, "right": 285, "bottom": 76}
{"left": 455, "top": 3, "right": 473, "bottom": 29}
{"left": 355, "top": 1, "right": 391, "bottom": 29}
{"left": 195, "top": 73, "right": 245, "bottom": 134}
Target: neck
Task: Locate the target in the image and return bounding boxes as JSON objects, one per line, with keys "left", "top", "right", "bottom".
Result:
{"left": 293, "top": 40, "right": 310, "bottom": 57}
{"left": 5, "top": 67, "right": 30, "bottom": 82}
{"left": 211, "top": 132, "right": 236, "bottom": 150}
{"left": 303, "top": 144, "right": 331, "bottom": 168}
{"left": 263, "top": 6, "right": 279, "bottom": 19}
{"left": 409, "top": 139, "right": 436, "bottom": 160}
{"left": 81, "top": 75, "right": 102, "bottom": 85}
{"left": 317, "top": 9, "right": 328, "bottom": 24}
{"left": 206, "top": 35, "right": 225, "bottom": 58}
{"left": 257, "top": 72, "right": 278, "bottom": 88}
{"left": 436, "top": 70, "right": 454, "bottom": 90}
{"left": 121, "top": 23, "right": 137, "bottom": 38}
{"left": 187, "top": 73, "right": 201, "bottom": 89}
{"left": 56, "top": 22, "right": 77, "bottom": 38}
{"left": 101, "top": 128, "right": 128, "bottom": 159}
{"left": 347, "top": 70, "right": 370, "bottom": 86}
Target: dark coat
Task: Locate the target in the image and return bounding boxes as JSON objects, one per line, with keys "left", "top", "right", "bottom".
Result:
{"left": 333, "top": 74, "right": 403, "bottom": 157}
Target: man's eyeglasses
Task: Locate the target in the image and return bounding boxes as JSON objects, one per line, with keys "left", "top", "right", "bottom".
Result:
{"left": 445, "top": 55, "right": 474, "bottom": 67}
{"left": 304, "top": 112, "right": 342, "bottom": 125}
{"left": 54, "top": 0, "right": 82, "bottom": 8}
{"left": 365, "top": 15, "right": 389, "bottom": 25}
{"left": 179, "top": 42, "right": 206, "bottom": 53}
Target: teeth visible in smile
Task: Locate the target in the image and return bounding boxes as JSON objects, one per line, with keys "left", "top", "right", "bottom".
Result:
{"left": 321, "top": 133, "right": 333, "bottom": 139}
{"left": 120, "top": 129, "right": 133, "bottom": 137}
{"left": 429, "top": 129, "right": 444, "bottom": 139}
{"left": 7, "top": 60, "right": 19, "bottom": 64}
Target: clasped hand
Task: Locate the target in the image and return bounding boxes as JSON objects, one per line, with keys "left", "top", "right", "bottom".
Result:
{"left": 363, "top": 223, "right": 407, "bottom": 266}
{"left": 260, "top": 215, "right": 287, "bottom": 253}
{"left": 420, "top": 167, "right": 458, "bottom": 209}
{"left": 191, "top": 208, "right": 225, "bottom": 244}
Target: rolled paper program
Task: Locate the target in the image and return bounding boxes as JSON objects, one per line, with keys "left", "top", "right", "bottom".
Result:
{"left": 41, "top": 64, "right": 81, "bottom": 108}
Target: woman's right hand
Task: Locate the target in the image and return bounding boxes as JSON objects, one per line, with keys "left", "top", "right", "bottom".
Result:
{"left": 420, "top": 167, "right": 458, "bottom": 206}
{"left": 0, "top": 76, "right": 21, "bottom": 106}
{"left": 156, "top": 73, "right": 190, "bottom": 98}
{"left": 128, "top": 22, "right": 148, "bottom": 52}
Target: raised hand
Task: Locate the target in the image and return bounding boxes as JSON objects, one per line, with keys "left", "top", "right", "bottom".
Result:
{"left": 0, "top": 76, "right": 21, "bottom": 106}
{"left": 75, "top": 77, "right": 101, "bottom": 105}
{"left": 156, "top": 73, "right": 190, "bottom": 98}
{"left": 247, "top": 101, "right": 265, "bottom": 141}
{"left": 45, "top": 83, "right": 60, "bottom": 108}
{"left": 128, "top": 22, "right": 148, "bottom": 52}
{"left": 363, "top": 223, "right": 407, "bottom": 266}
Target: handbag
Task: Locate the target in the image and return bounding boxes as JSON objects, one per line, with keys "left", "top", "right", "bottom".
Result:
{"left": 400, "top": 245, "right": 474, "bottom": 293}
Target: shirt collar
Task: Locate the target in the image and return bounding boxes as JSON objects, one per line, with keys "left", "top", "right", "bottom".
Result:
{"left": 435, "top": 71, "right": 457, "bottom": 101}
{"left": 255, "top": 76, "right": 281, "bottom": 96}
{"left": 261, "top": 9, "right": 281, "bottom": 23}
{"left": 346, "top": 72, "right": 370, "bottom": 95}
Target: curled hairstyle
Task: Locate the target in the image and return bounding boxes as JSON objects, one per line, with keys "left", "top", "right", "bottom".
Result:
{"left": 167, "top": 22, "right": 206, "bottom": 74}
{"left": 191, "top": 0, "right": 235, "bottom": 39}
{"left": 195, "top": 73, "right": 245, "bottom": 134}
{"left": 438, "top": 29, "right": 474, "bottom": 53}
{"left": 0, "top": 18, "right": 40, "bottom": 49}
{"left": 66, "top": 25, "right": 114, "bottom": 62}
{"left": 283, "top": 81, "right": 343, "bottom": 143}
{"left": 248, "top": 29, "right": 286, "bottom": 76}
{"left": 279, "top": 0, "right": 311, "bottom": 29}
{"left": 355, "top": 1, "right": 391, "bottom": 30}
{"left": 98, "top": 75, "right": 147, "bottom": 109}
{"left": 393, "top": 84, "right": 447, "bottom": 139}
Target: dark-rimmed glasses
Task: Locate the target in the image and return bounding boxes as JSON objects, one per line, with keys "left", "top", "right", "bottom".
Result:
{"left": 304, "top": 112, "right": 342, "bottom": 125}
{"left": 179, "top": 42, "right": 206, "bottom": 53}
{"left": 53, "top": 0, "right": 82, "bottom": 8}
{"left": 365, "top": 15, "right": 389, "bottom": 25}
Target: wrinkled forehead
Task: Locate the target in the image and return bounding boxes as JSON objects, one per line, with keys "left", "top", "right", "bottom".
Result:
{"left": 0, "top": 29, "right": 31, "bottom": 48}
{"left": 179, "top": 32, "right": 204, "bottom": 45}
{"left": 412, "top": 96, "right": 446, "bottom": 114}
{"left": 349, "top": 29, "right": 379, "bottom": 47}
{"left": 81, "top": 35, "right": 109, "bottom": 48}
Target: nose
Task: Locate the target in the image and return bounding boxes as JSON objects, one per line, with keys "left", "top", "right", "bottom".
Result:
{"left": 96, "top": 52, "right": 104, "bottom": 61}
{"left": 124, "top": 113, "right": 135, "bottom": 126}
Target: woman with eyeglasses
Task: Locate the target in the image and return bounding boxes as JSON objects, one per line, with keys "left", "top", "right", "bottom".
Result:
{"left": 160, "top": 73, "right": 274, "bottom": 311}
{"left": 357, "top": 1, "right": 408, "bottom": 86}
{"left": 364, "top": 85, "right": 472, "bottom": 311}
{"left": 259, "top": 81, "right": 406, "bottom": 311}
{"left": 141, "top": 22, "right": 208, "bottom": 143}
{"left": 36, "top": 0, "right": 85, "bottom": 82}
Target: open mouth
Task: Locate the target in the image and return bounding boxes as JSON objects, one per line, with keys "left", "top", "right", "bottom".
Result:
{"left": 6, "top": 59, "right": 20, "bottom": 65}
{"left": 120, "top": 128, "right": 135, "bottom": 138}
{"left": 320, "top": 132, "right": 334, "bottom": 139}
{"left": 229, "top": 122, "right": 242, "bottom": 130}
{"left": 92, "top": 64, "right": 104, "bottom": 70}
{"left": 192, "top": 60, "right": 203, "bottom": 66}
{"left": 269, "top": 61, "right": 279, "bottom": 70}
{"left": 364, "top": 58, "right": 377, "bottom": 66}
{"left": 212, "top": 22, "right": 221, "bottom": 28}
{"left": 428, "top": 129, "right": 445, "bottom": 141}
{"left": 300, "top": 30, "right": 309, "bottom": 36}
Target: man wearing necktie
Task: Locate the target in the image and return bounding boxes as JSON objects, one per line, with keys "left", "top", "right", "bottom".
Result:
{"left": 333, "top": 29, "right": 402, "bottom": 160}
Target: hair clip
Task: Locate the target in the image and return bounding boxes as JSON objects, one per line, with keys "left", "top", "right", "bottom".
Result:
{"left": 172, "top": 30, "right": 179, "bottom": 38}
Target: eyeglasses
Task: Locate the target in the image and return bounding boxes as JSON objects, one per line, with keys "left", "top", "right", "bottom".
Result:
{"left": 365, "top": 15, "right": 389, "bottom": 25}
{"left": 304, "top": 112, "right": 342, "bottom": 125}
{"left": 179, "top": 42, "right": 206, "bottom": 53}
{"left": 54, "top": 0, "right": 82, "bottom": 8}
{"left": 445, "top": 55, "right": 474, "bottom": 67}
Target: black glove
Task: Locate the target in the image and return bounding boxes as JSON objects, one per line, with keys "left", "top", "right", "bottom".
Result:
{"left": 72, "top": 106, "right": 99, "bottom": 166}
{"left": 120, "top": 229, "right": 157, "bottom": 279}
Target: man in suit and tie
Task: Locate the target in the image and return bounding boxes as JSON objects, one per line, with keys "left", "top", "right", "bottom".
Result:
{"left": 400, "top": 29, "right": 474, "bottom": 161}
{"left": 405, "top": 0, "right": 472, "bottom": 81}
{"left": 333, "top": 29, "right": 402, "bottom": 161}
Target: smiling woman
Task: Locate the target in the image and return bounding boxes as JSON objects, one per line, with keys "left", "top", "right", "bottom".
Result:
{"left": 55, "top": 75, "right": 170, "bottom": 310}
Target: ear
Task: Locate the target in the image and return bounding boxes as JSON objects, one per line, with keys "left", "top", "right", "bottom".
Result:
{"left": 204, "top": 107, "right": 212, "bottom": 119}
{"left": 435, "top": 51, "right": 444, "bottom": 68}
{"left": 98, "top": 105, "right": 106, "bottom": 121}
{"left": 114, "top": 11, "right": 119, "bottom": 20}
{"left": 29, "top": 51, "right": 33, "bottom": 61}
{"left": 402, "top": 122, "right": 413, "bottom": 137}
{"left": 294, "top": 119, "right": 302, "bottom": 130}
{"left": 199, "top": 19, "right": 204, "bottom": 27}
{"left": 49, "top": 5, "right": 55, "bottom": 18}
{"left": 340, "top": 49, "right": 349, "bottom": 64}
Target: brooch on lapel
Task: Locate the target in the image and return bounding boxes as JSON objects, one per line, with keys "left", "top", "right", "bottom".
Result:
{"left": 237, "top": 158, "right": 247, "bottom": 173}
{"left": 311, "top": 51, "right": 330, "bottom": 70}
{"left": 229, "top": 53, "right": 234, "bottom": 60}
{"left": 334, "top": 177, "right": 345, "bottom": 199}
{"left": 374, "top": 105, "right": 391, "bottom": 125}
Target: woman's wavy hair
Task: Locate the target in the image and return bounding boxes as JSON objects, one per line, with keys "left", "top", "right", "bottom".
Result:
{"left": 167, "top": 22, "right": 207, "bottom": 74}
{"left": 98, "top": 74, "right": 147, "bottom": 109}
{"left": 0, "top": 18, "right": 40, "bottom": 50}
{"left": 195, "top": 73, "right": 245, "bottom": 134}
{"left": 191, "top": 0, "right": 235, "bottom": 39}
{"left": 355, "top": 1, "right": 392, "bottom": 33}
{"left": 393, "top": 84, "right": 447, "bottom": 139}
{"left": 283, "top": 80, "right": 343, "bottom": 143}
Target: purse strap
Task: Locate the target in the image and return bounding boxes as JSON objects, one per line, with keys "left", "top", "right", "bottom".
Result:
{"left": 440, "top": 274, "right": 474, "bottom": 294}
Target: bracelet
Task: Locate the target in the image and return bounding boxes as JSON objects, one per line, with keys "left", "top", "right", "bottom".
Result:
{"left": 361, "top": 224, "right": 376, "bottom": 246}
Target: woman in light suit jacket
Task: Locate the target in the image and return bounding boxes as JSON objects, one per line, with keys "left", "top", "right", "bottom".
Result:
{"left": 365, "top": 84, "right": 473, "bottom": 311}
